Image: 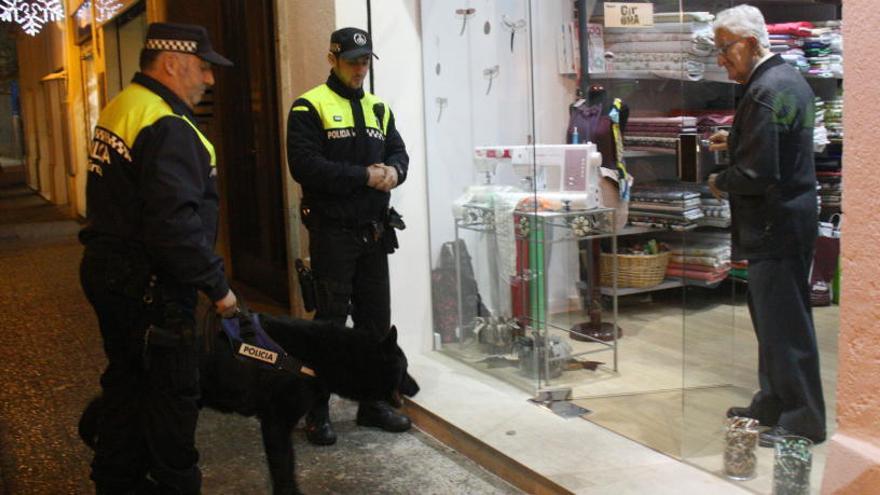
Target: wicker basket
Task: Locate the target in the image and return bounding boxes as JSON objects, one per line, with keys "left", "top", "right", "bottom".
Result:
{"left": 600, "top": 251, "right": 671, "bottom": 288}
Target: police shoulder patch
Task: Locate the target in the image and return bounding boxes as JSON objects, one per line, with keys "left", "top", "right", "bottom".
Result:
{"left": 238, "top": 343, "right": 279, "bottom": 365}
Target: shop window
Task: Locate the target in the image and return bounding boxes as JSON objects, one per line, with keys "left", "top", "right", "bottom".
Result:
{"left": 421, "top": 0, "right": 841, "bottom": 491}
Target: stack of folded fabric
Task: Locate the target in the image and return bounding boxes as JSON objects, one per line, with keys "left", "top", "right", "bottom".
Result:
{"left": 698, "top": 197, "right": 730, "bottom": 228}
{"left": 804, "top": 35, "right": 834, "bottom": 78}
{"left": 650, "top": 179, "right": 731, "bottom": 228}
{"left": 628, "top": 182, "right": 704, "bottom": 231}
{"left": 671, "top": 109, "right": 735, "bottom": 146}
{"left": 817, "top": 171, "right": 842, "bottom": 216}
{"left": 808, "top": 20, "right": 842, "bottom": 78}
{"left": 814, "top": 97, "right": 830, "bottom": 152}
{"left": 662, "top": 231, "right": 731, "bottom": 285}
{"left": 770, "top": 31, "right": 809, "bottom": 73}
{"left": 623, "top": 116, "right": 698, "bottom": 152}
{"left": 824, "top": 95, "right": 843, "bottom": 141}
{"left": 694, "top": 111, "right": 734, "bottom": 134}
{"left": 730, "top": 260, "right": 748, "bottom": 281}
{"left": 810, "top": 280, "right": 832, "bottom": 306}
{"left": 602, "top": 12, "right": 724, "bottom": 82}
{"left": 816, "top": 20, "right": 843, "bottom": 77}
{"left": 768, "top": 21, "right": 843, "bottom": 78}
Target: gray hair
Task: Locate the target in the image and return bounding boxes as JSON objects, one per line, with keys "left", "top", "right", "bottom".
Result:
{"left": 713, "top": 4, "right": 770, "bottom": 49}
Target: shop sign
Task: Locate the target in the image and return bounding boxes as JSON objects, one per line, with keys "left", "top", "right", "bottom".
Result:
{"left": 603, "top": 2, "right": 654, "bottom": 29}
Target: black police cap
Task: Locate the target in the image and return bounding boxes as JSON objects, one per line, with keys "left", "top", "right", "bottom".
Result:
{"left": 144, "top": 22, "right": 233, "bottom": 67}
{"left": 330, "top": 27, "right": 379, "bottom": 60}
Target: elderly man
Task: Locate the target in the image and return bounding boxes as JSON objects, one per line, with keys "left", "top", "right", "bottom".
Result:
{"left": 708, "top": 5, "right": 825, "bottom": 447}
{"left": 79, "top": 23, "right": 236, "bottom": 494}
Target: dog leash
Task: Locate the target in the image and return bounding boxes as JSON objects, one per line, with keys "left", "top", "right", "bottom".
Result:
{"left": 222, "top": 312, "right": 317, "bottom": 378}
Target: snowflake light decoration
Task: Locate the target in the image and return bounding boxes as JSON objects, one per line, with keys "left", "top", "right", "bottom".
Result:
{"left": 73, "top": 0, "right": 124, "bottom": 32}
{"left": 0, "top": 0, "right": 65, "bottom": 36}
{"left": 95, "top": 0, "right": 123, "bottom": 23}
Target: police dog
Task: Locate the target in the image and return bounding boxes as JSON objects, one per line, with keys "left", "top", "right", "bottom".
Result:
{"left": 79, "top": 312, "right": 419, "bottom": 495}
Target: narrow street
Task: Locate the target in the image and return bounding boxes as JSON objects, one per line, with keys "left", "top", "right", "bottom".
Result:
{"left": 0, "top": 169, "right": 518, "bottom": 494}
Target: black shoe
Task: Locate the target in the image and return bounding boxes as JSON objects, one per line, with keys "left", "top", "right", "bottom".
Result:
{"left": 305, "top": 418, "right": 337, "bottom": 446}
{"left": 356, "top": 401, "right": 412, "bottom": 432}
{"left": 726, "top": 405, "right": 759, "bottom": 420}
{"left": 759, "top": 426, "right": 796, "bottom": 448}
{"left": 760, "top": 425, "right": 826, "bottom": 448}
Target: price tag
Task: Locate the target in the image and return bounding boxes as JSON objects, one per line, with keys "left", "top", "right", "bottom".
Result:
{"left": 604, "top": 2, "right": 654, "bottom": 28}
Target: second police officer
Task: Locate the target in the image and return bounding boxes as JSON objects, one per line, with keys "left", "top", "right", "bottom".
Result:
{"left": 286, "top": 27, "right": 411, "bottom": 445}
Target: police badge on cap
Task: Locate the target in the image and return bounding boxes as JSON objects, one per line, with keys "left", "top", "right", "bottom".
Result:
{"left": 329, "top": 27, "right": 379, "bottom": 60}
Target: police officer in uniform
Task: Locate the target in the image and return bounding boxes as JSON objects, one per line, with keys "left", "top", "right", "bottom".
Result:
{"left": 287, "top": 27, "right": 410, "bottom": 445}
{"left": 79, "top": 23, "right": 236, "bottom": 494}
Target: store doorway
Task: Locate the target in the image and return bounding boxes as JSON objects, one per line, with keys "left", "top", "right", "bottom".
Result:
{"left": 102, "top": 3, "right": 147, "bottom": 101}
{"left": 37, "top": 74, "right": 69, "bottom": 207}
{"left": 216, "top": 0, "right": 289, "bottom": 305}
{"left": 162, "top": 0, "right": 289, "bottom": 305}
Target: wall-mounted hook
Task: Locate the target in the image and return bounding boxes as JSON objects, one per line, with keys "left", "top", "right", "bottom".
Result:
{"left": 435, "top": 97, "right": 448, "bottom": 122}
{"left": 455, "top": 7, "right": 476, "bottom": 36}
{"left": 483, "top": 65, "right": 499, "bottom": 95}
{"left": 502, "top": 15, "right": 527, "bottom": 53}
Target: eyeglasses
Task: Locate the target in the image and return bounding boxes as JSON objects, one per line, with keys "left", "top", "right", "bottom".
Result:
{"left": 715, "top": 38, "right": 745, "bottom": 57}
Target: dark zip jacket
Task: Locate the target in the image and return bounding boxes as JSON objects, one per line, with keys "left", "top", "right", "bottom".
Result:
{"left": 715, "top": 55, "right": 818, "bottom": 260}
{"left": 286, "top": 71, "right": 409, "bottom": 223}
{"left": 79, "top": 72, "right": 229, "bottom": 302}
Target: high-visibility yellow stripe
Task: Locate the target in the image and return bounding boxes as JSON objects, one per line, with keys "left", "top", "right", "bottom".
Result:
{"left": 98, "top": 82, "right": 216, "bottom": 166}
{"left": 181, "top": 115, "right": 216, "bottom": 166}
{"left": 298, "top": 84, "right": 391, "bottom": 134}
{"left": 292, "top": 106, "right": 310, "bottom": 111}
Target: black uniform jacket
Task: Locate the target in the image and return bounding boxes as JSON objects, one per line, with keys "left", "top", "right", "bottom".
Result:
{"left": 287, "top": 71, "right": 409, "bottom": 223}
{"left": 715, "top": 55, "right": 818, "bottom": 260}
{"left": 79, "top": 73, "right": 229, "bottom": 302}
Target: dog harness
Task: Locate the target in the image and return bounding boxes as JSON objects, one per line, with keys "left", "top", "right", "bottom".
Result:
{"left": 220, "top": 312, "right": 317, "bottom": 378}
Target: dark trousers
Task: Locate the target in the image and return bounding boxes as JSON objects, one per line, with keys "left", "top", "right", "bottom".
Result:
{"left": 80, "top": 254, "right": 201, "bottom": 494}
{"left": 746, "top": 252, "right": 826, "bottom": 441}
{"left": 306, "top": 223, "right": 391, "bottom": 419}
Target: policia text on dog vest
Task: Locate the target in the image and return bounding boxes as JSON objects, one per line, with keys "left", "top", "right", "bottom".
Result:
{"left": 79, "top": 73, "right": 229, "bottom": 302}
{"left": 286, "top": 71, "right": 409, "bottom": 224}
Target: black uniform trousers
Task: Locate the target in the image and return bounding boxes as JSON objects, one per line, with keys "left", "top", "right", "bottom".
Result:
{"left": 80, "top": 252, "right": 201, "bottom": 494}
{"left": 305, "top": 220, "right": 391, "bottom": 419}
{"left": 746, "top": 250, "right": 826, "bottom": 442}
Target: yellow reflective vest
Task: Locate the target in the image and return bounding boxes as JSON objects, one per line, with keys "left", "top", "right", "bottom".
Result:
{"left": 80, "top": 72, "right": 229, "bottom": 301}
{"left": 286, "top": 72, "right": 409, "bottom": 222}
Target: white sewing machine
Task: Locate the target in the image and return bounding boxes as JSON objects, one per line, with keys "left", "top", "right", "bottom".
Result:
{"left": 508, "top": 143, "right": 603, "bottom": 209}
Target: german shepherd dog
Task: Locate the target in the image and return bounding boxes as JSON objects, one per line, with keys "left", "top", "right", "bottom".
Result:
{"left": 79, "top": 312, "right": 420, "bottom": 495}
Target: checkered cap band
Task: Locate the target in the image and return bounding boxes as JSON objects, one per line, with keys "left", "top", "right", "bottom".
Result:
{"left": 145, "top": 38, "right": 198, "bottom": 53}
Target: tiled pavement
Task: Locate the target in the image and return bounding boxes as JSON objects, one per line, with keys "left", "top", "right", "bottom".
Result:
{"left": 0, "top": 177, "right": 519, "bottom": 494}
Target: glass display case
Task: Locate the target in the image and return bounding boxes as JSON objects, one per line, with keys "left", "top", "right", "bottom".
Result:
{"left": 421, "top": 0, "right": 841, "bottom": 491}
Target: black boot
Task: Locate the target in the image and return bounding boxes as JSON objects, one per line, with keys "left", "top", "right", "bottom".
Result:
{"left": 726, "top": 406, "right": 759, "bottom": 420}
{"left": 356, "top": 401, "right": 411, "bottom": 432}
{"left": 305, "top": 401, "right": 336, "bottom": 446}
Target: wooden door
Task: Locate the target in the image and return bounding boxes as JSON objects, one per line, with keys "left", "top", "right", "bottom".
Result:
{"left": 166, "top": 0, "right": 289, "bottom": 305}
{"left": 216, "top": 0, "right": 289, "bottom": 304}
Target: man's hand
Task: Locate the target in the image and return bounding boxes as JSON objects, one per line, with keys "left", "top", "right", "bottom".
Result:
{"left": 708, "top": 173, "right": 725, "bottom": 200}
{"left": 215, "top": 290, "right": 239, "bottom": 318}
{"left": 367, "top": 164, "right": 398, "bottom": 192}
{"left": 379, "top": 165, "right": 398, "bottom": 192}
{"left": 367, "top": 164, "right": 386, "bottom": 189}
{"left": 708, "top": 130, "right": 729, "bottom": 152}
